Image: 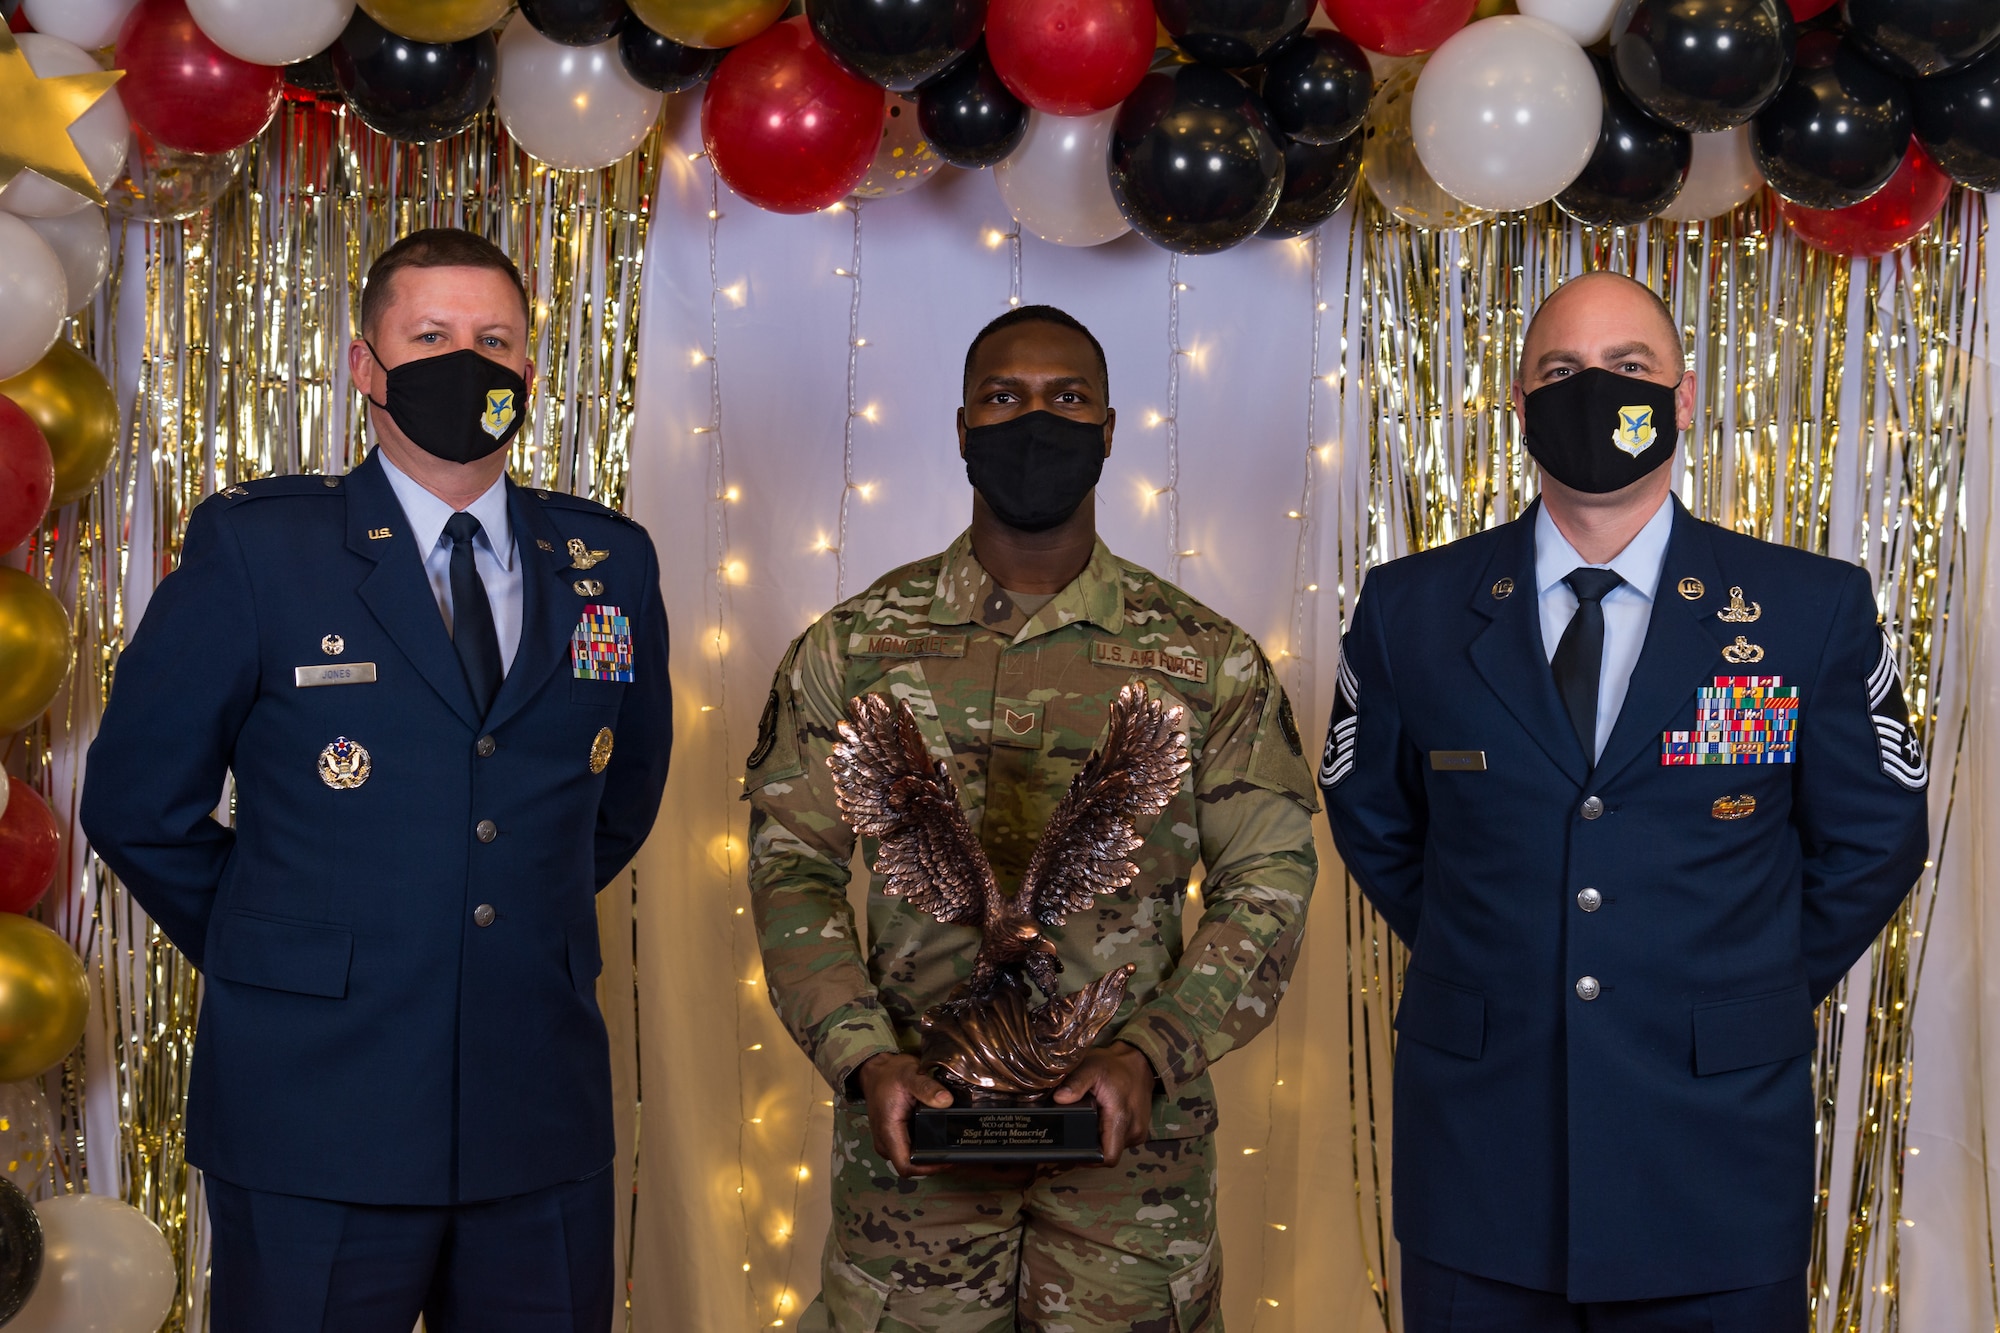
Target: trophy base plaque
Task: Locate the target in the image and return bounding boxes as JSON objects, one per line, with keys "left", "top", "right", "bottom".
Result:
{"left": 908, "top": 1092, "right": 1103, "bottom": 1165}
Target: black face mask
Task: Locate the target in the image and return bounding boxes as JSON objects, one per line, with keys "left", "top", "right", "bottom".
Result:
{"left": 365, "top": 344, "right": 527, "bottom": 464}
{"left": 1523, "top": 367, "right": 1679, "bottom": 495}
{"left": 963, "top": 410, "right": 1107, "bottom": 532}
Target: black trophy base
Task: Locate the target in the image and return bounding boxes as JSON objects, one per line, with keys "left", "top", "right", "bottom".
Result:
{"left": 908, "top": 1092, "right": 1103, "bottom": 1165}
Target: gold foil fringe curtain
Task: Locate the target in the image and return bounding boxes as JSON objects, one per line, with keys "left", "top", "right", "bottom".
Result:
{"left": 1328, "top": 191, "right": 1986, "bottom": 1333}
{"left": 21, "top": 94, "right": 661, "bottom": 1332}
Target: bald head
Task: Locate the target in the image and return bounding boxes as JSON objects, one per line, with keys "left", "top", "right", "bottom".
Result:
{"left": 1519, "top": 272, "right": 1685, "bottom": 393}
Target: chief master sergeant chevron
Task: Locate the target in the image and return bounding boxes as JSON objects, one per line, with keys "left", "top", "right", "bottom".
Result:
{"left": 746, "top": 305, "right": 1319, "bottom": 1331}
{"left": 80, "top": 228, "right": 672, "bottom": 1331}
{"left": 1321, "top": 271, "right": 1929, "bottom": 1332}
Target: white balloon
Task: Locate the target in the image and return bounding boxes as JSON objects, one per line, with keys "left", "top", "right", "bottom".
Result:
{"left": 24, "top": 211, "right": 110, "bottom": 313}
{"left": 1516, "top": 0, "right": 1619, "bottom": 46}
{"left": 1656, "top": 125, "right": 1764, "bottom": 222}
{"left": 185, "top": 0, "right": 356, "bottom": 66}
{"left": 0, "top": 215, "right": 67, "bottom": 381}
{"left": 0, "top": 34, "right": 131, "bottom": 219}
{"left": 18, "top": 0, "right": 138, "bottom": 51}
{"left": 494, "top": 17, "right": 662, "bottom": 172}
{"left": 8, "top": 1194, "right": 177, "bottom": 1333}
{"left": 993, "top": 109, "right": 1129, "bottom": 248}
{"left": 1411, "top": 15, "right": 1601, "bottom": 213}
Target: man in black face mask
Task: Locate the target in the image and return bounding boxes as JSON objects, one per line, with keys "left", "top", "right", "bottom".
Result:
{"left": 1320, "top": 272, "right": 1929, "bottom": 1332}
{"left": 82, "top": 227, "right": 673, "bottom": 1330}
{"left": 745, "top": 306, "right": 1319, "bottom": 1330}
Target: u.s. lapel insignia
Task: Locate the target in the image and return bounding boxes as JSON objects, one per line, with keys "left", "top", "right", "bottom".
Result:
{"left": 1722, "top": 636, "right": 1766, "bottom": 664}
{"left": 589, "top": 726, "right": 614, "bottom": 774}
{"left": 318, "top": 736, "right": 371, "bottom": 789}
{"left": 367, "top": 527, "right": 393, "bottom": 540}
{"left": 1718, "top": 586, "right": 1761, "bottom": 623}
{"left": 1712, "top": 794, "right": 1757, "bottom": 820}
{"left": 480, "top": 389, "right": 516, "bottom": 439}
{"left": 1677, "top": 577, "right": 1705, "bottom": 601}
{"left": 567, "top": 537, "right": 611, "bottom": 570}
{"left": 1491, "top": 577, "right": 1514, "bottom": 600}
{"left": 1612, "top": 405, "right": 1657, "bottom": 457}
{"left": 321, "top": 634, "right": 345, "bottom": 656}
{"left": 574, "top": 578, "right": 605, "bottom": 597}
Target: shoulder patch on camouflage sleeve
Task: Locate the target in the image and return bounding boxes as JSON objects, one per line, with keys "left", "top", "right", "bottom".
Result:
{"left": 1868, "top": 632, "right": 1927, "bottom": 792}
{"left": 1320, "top": 636, "right": 1359, "bottom": 789}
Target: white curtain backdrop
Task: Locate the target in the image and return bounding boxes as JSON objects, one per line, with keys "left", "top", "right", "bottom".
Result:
{"left": 614, "top": 98, "right": 1998, "bottom": 1330}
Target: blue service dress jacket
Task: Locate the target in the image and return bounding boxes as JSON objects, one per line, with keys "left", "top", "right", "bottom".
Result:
{"left": 80, "top": 449, "right": 673, "bottom": 1206}
{"left": 1320, "top": 497, "right": 1928, "bottom": 1303}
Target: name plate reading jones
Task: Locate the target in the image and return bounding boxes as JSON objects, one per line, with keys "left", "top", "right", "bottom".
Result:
{"left": 295, "top": 663, "right": 378, "bottom": 688}
{"left": 909, "top": 1096, "right": 1103, "bottom": 1165}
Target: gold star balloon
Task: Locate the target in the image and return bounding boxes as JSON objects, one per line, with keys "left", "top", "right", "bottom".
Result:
{"left": 0, "top": 27, "right": 124, "bottom": 207}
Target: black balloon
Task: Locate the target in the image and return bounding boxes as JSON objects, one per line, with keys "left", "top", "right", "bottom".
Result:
{"left": 520, "top": 0, "right": 629, "bottom": 46}
{"left": 807, "top": 0, "right": 986, "bottom": 91}
{"left": 1558, "top": 54, "right": 1692, "bottom": 226}
{"left": 1611, "top": 0, "right": 1795, "bottom": 133}
{"left": 0, "top": 1177, "right": 41, "bottom": 1325}
{"left": 1753, "top": 31, "right": 1911, "bottom": 208}
{"left": 1260, "top": 132, "right": 1361, "bottom": 237}
{"left": 285, "top": 46, "right": 341, "bottom": 95}
{"left": 1844, "top": 0, "right": 2000, "bottom": 79}
{"left": 331, "top": 11, "right": 497, "bottom": 144}
{"left": 1109, "top": 64, "right": 1284, "bottom": 254}
{"left": 1259, "top": 31, "right": 1371, "bottom": 146}
{"left": 617, "top": 12, "right": 723, "bottom": 91}
{"left": 1155, "top": 0, "right": 1313, "bottom": 67}
{"left": 1910, "top": 47, "right": 2000, "bottom": 190}
{"left": 916, "top": 41, "right": 1025, "bottom": 167}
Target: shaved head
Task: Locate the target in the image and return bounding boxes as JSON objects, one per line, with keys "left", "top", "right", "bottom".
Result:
{"left": 1521, "top": 272, "right": 1684, "bottom": 381}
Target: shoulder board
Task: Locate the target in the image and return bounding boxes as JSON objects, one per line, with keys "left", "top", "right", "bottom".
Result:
{"left": 529, "top": 486, "right": 637, "bottom": 526}
{"left": 208, "top": 474, "right": 349, "bottom": 506}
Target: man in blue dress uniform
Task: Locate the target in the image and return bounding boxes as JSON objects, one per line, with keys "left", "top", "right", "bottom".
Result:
{"left": 81, "top": 229, "right": 673, "bottom": 1331}
{"left": 1320, "top": 272, "right": 1929, "bottom": 1331}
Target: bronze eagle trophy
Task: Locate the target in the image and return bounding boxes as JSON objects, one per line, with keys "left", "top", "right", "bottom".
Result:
{"left": 827, "top": 681, "right": 1190, "bottom": 1113}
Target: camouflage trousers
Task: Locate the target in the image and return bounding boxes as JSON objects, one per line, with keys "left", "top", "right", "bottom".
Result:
{"left": 798, "top": 1108, "right": 1221, "bottom": 1333}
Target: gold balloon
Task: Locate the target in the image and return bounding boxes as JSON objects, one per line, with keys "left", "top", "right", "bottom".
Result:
{"left": 0, "top": 340, "right": 117, "bottom": 507}
{"left": 0, "top": 914, "right": 87, "bottom": 1084}
{"left": 357, "top": 0, "right": 513, "bottom": 45}
{"left": 0, "top": 568, "right": 71, "bottom": 735}
{"left": 629, "top": 0, "right": 786, "bottom": 50}
{"left": 1362, "top": 59, "right": 1495, "bottom": 231}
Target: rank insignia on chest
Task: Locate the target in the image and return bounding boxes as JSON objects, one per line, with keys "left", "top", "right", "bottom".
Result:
{"left": 1661, "top": 676, "right": 1796, "bottom": 765}
{"left": 572, "top": 604, "right": 635, "bottom": 681}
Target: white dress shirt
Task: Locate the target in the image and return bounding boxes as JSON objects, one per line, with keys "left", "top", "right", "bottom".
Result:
{"left": 378, "top": 450, "right": 524, "bottom": 674}
{"left": 1535, "top": 495, "right": 1673, "bottom": 761}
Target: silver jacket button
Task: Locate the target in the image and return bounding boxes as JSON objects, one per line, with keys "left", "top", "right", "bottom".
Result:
{"left": 473, "top": 904, "right": 496, "bottom": 928}
{"left": 475, "top": 819, "right": 497, "bottom": 843}
{"left": 1577, "top": 887, "right": 1602, "bottom": 912}
{"left": 1575, "top": 975, "right": 1601, "bottom": 1001}
{"left": 1581, "top": 795, "right": 1604, "bottom": 820}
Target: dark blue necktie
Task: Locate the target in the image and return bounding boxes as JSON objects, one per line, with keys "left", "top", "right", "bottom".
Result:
{"left": 444, "top": 512, "right": 502, "bottom": 716}
{"left": 1552, "top": 566, "right": 1625, "bottom": 762}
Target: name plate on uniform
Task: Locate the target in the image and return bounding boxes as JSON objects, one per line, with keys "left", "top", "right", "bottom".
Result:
{"left": 294, "top": 663, "right": 378, "bottom": 687}
{"left": 1429, "top": 750, "right": 1487, "bottom": 771}
{"left": 909, "top": 1093, "right": 1104, "bottom": 1165}
{"left": 849, "top": 632, "right": 967, "bottom": 658}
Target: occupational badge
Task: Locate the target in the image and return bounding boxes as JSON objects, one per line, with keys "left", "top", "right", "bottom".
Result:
{"left": 589, "top": 726, "right": 614, "bottom": 774}
{"left": 567, "top": 538, "right": 610, "bottom": 570}
{"left": 1677, "top": 577, "right": 1705, "bottom": 601}
{"left": 1718, "top": 587, "right": 1762, "bottom": 623}
{"left": 1612, "top": 405, "right": 1657, "bottom": 457}
{"left": 1867, "top": 631, "right": 1928, "bottom": 791}
{"left": 321, "top": 634, "right": 344, "bottom": 656}
{"left": 1491, "top": 577, "right": 1514, "bottom": 600}
{"left": 536, "top": 538, "right": 554, "bottom": 552}
{"left": 223, "top": 485, "right": 249, "bottom": 497}
{"left": 574, "top": 579, "right": 605, "bottom": 597}
{"left": 480, "top": 388, "right": 516, "bottom": 439}
{"left": 1662, "top": 676, "right": 1795, "bottom": 766}
{"left": 572, "top": 604, "right": 635, "bottom": 681}
{"left": 1711, "top": 794, "right": 1757, "bottom": 820}
{"left": 318, "top": 736, "right": 371, "bottom": 789}
{"left": 1721, "top": 636, "right": 1766, "bottom": 664}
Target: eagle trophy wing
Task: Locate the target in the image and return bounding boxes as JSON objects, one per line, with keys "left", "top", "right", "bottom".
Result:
{"left": 1018, "top": 681, "right": 1190, "bottom": 928}
{"left": 826, "top": 693, "right": 993, "bottom": 929}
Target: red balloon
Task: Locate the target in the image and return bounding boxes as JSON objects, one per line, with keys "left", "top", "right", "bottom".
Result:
{"left": 1782, "top": 138, "right": 1955, "bottom": 258}
{"left": 1785, "top": 0, "right": 1838, "bottom": 17}
{"left": 986, "top": 0, "right": 1154, "bottom": 116}
{"left": 1321, "top": 0, "right": 1474, "bottom": 55}
{"left": 114, "top": 0, "right": 282, "bottom": 155}
{"left": 0, "top": 778, "right": 60, "bottom": 916}
{"left": 0, "top": 397, "right": 53, "bottom": 556}
{"left": 701, "top": 18, "right": 885, "bottom": 215}
{"left": 7, "top": 8, "right": 31, "bottom": 33}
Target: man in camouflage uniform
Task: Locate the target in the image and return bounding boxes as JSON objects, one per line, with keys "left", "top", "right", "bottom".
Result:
{"left": 746, "top": 306, "right": 1319, "bottom": 1332}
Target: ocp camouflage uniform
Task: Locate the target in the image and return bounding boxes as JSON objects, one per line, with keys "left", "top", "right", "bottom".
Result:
{"left": 745, "top": 531, "right": 1319, "bottom": 1333}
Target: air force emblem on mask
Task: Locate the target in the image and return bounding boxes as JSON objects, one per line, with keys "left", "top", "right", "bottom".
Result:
{"left": 1612, "top": 405, "right": 1657, "bottom": 457}
{"left": 481, "top": 389, "right": 517, "bottom": 440}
